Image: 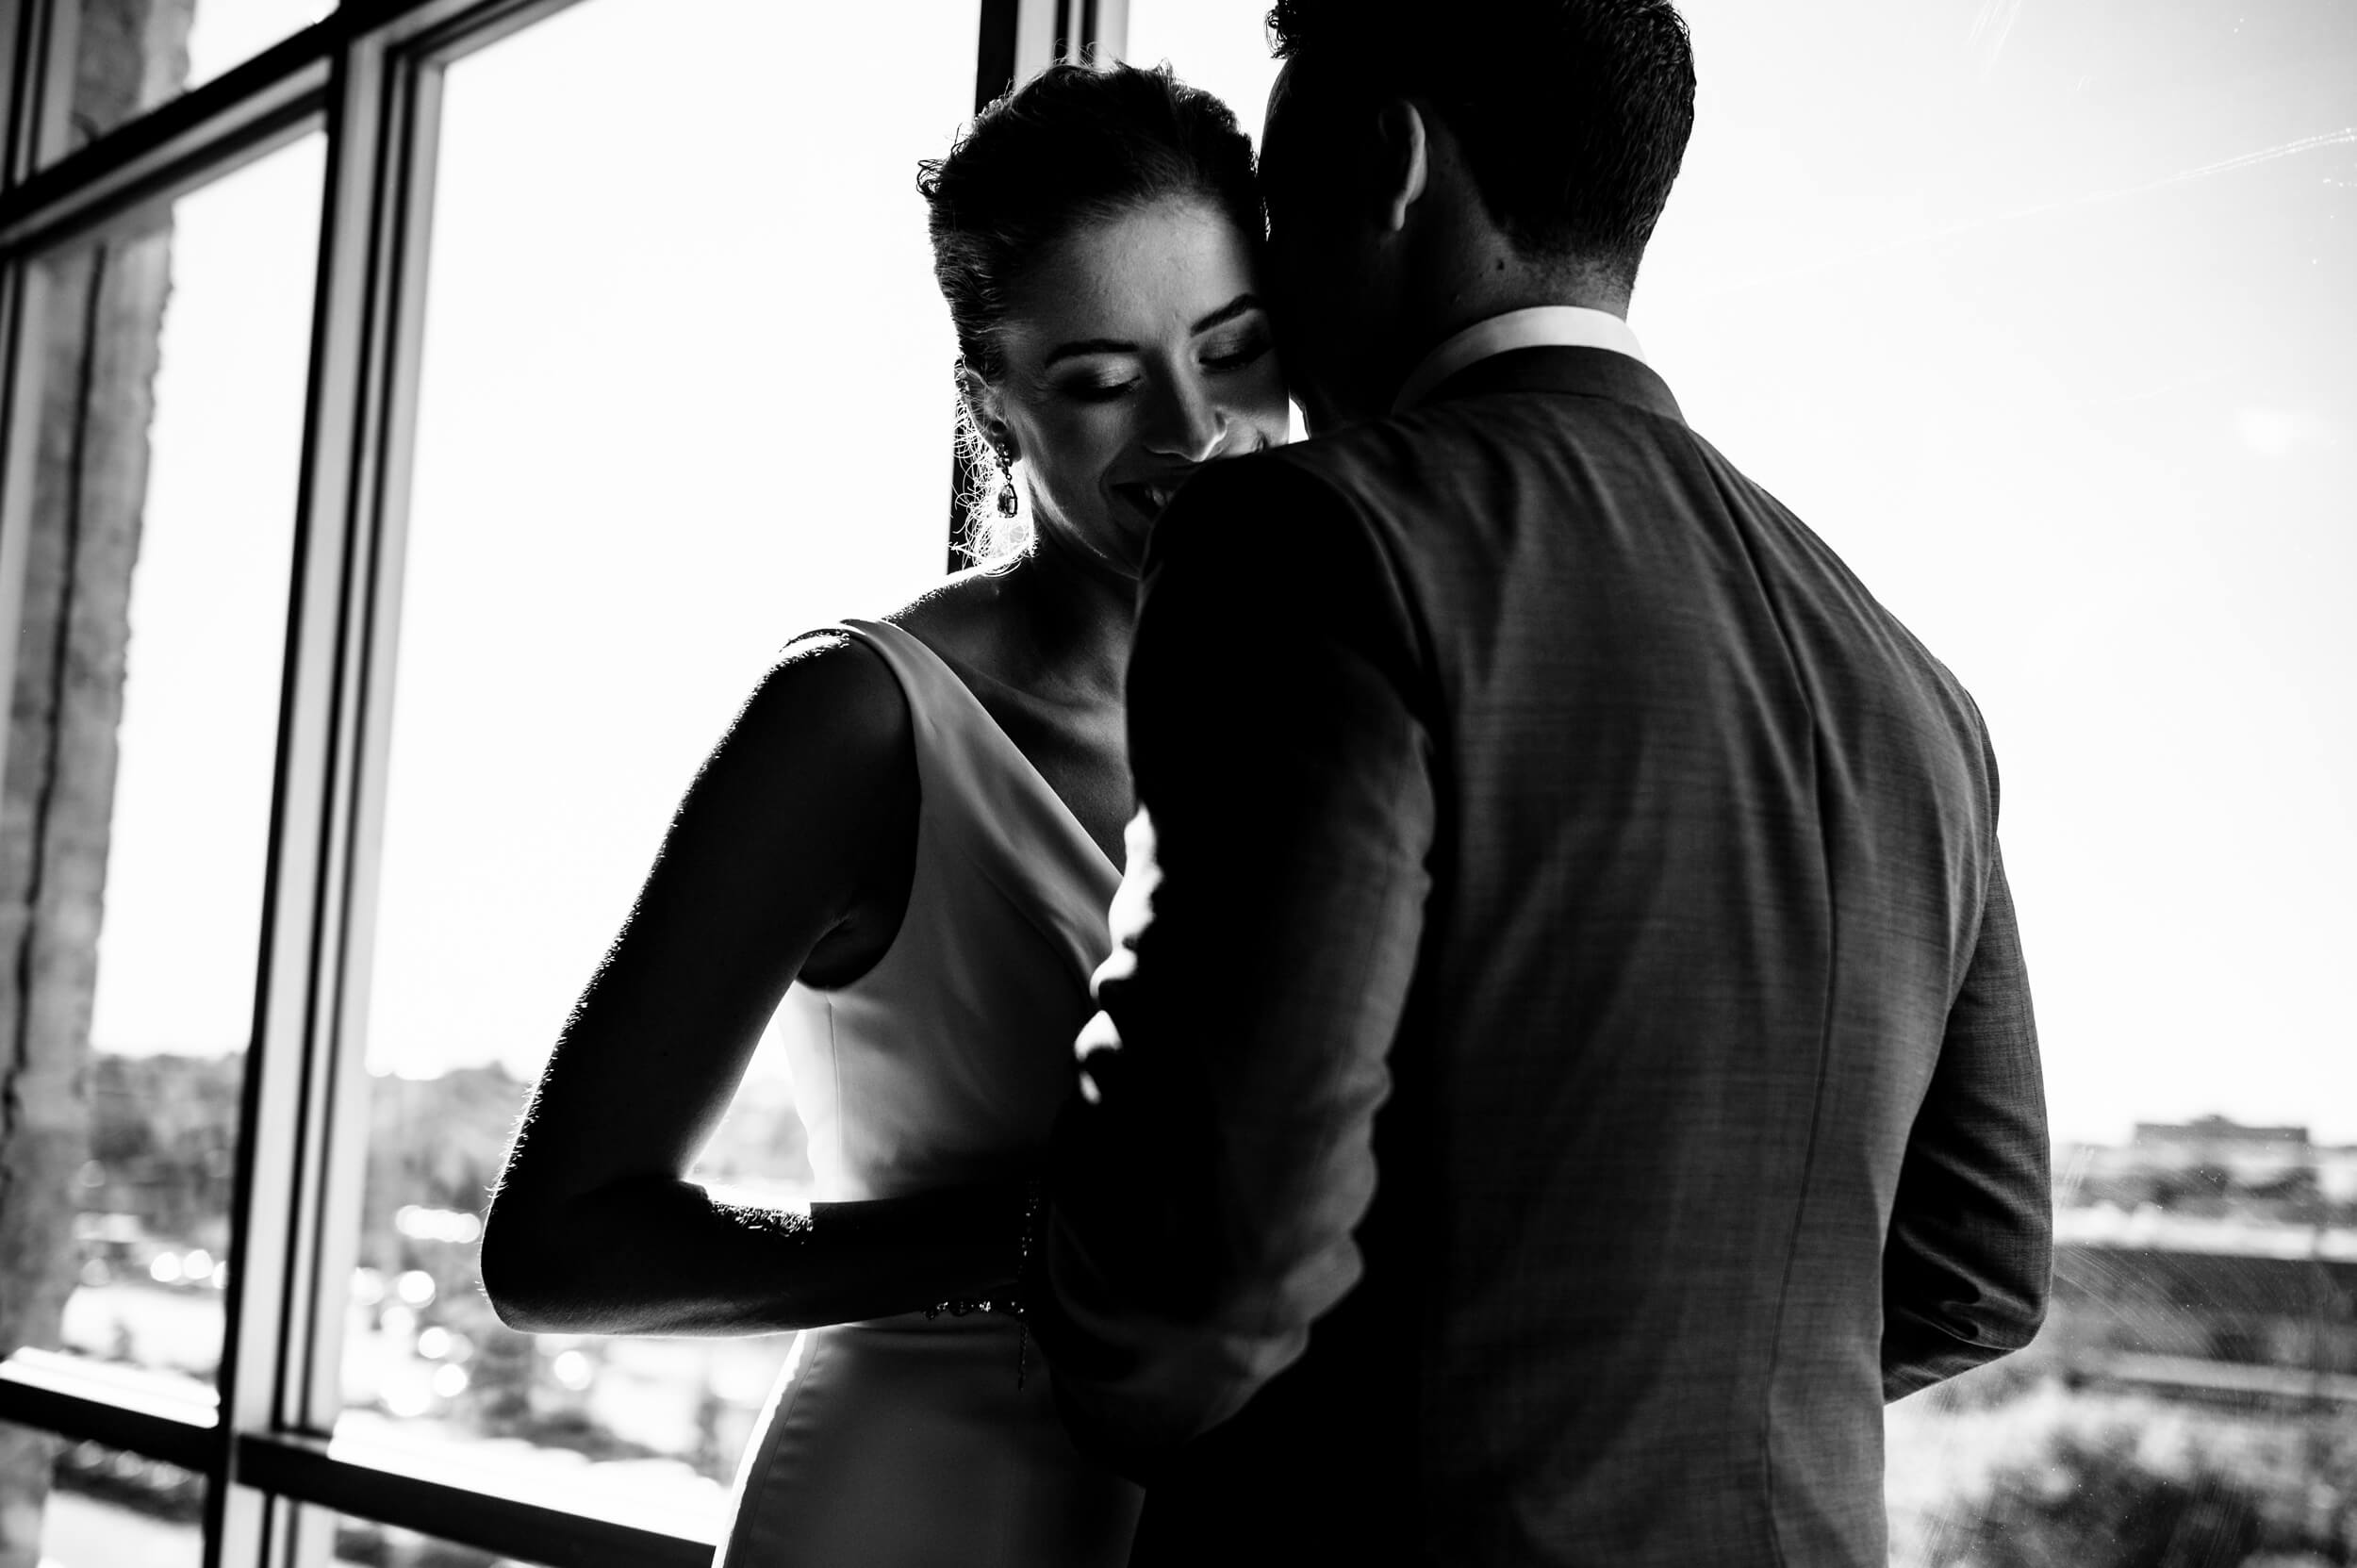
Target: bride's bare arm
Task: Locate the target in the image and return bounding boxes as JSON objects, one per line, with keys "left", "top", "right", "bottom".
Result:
{"left": 479, "top": 633, "right": 1027, "bottom": 1337}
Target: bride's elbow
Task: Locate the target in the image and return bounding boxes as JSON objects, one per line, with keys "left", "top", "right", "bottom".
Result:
{"left": 477, "top": 1195, "right": 577, "bottom": 1334}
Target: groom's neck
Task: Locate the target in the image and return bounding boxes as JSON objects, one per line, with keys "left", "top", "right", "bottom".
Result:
{"left": 1408, "top": 240, "right": 1630, "bottom": 358}
{"left": 1304, "top": 217, "right": 1633, "bottom": 431}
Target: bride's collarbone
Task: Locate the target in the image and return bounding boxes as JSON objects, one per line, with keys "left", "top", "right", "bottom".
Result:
{"left": 884, "top": 599, "right": 1129, "bottom": 852}
{"left": 981, "top": 685, "right": 1130, "bottom": 848}
{"left": 912, "top": 624, "right": 1118, "bottom": 749}
{"left": 953, "top": 664, "right": 1129, "bottom": 856}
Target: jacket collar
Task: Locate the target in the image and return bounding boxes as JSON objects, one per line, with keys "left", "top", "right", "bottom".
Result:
{"left": 1415, "top": 344, "right": 1687, "bottom": 426}
{"left": 1393, "top": 305, "right": 1646, "bottom": 411}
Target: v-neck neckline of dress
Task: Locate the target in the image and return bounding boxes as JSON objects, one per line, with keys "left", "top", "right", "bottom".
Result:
{"left": 845, "top": 618, "right": 1120, "bottom": 879}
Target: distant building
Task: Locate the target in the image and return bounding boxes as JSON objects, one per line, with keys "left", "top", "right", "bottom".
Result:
{"left": 2063, "top": 1115, "right": 2357, "bottom": 1208}
{"left": 2132, "top": 1116, "right": 2311, "bottom": 1173}
{"left": 2034, "top": 1115, "right": 2357, "bottom": 1406}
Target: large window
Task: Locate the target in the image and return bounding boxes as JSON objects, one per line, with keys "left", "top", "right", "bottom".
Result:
{"left": 45, "top": 129, "right": 320, "bottom": 1396}
{"left": 1637, "top": 5, "right": 2357, "bottom": 1560}
{"left": 3, "top": 0, "right": 2349, "bottom": 1564}
{"left": 350, "top": 0, "right": 970, "bottom": 1530}
{"left": 0, "top": 2, "right": 1072, "bottom": 1563}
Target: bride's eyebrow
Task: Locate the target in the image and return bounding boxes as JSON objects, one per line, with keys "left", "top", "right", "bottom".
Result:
{"left": 1041, "top": 294, "right": 1268, "bottom": 367}
{"left": 1188, "top": 294, "right": 1264, "bottom": 336}
{"left": 1044, "top": 338, "right": 1138, "bottom": 367}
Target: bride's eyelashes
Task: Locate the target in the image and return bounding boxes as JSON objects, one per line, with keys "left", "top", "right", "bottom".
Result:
{"left": 1047, "top": 333, "right": 1275, "bottom": 405}
{"left": 1054, "top": 371, "right": 1140, "bottom": 404}
{"left": 1201, "top": 330, "right": 1274, "bottom": 373}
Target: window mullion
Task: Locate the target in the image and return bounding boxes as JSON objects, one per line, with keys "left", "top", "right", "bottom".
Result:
{"left": 0, "top": 0, "right": 71, "bottom": 802}
{"left": 1014, "top": 0, "right": 1062, "bottom": 81}
{"left": 0, "top": 0, "right": 74, "bottom": 191}
{"left": 238, "top": 1431, "right": 713, "bottom": 1568}
{"left": 0, "top": 0, "right": 68, "bottom": 190}
{"left": 986, "top": 0, "right": 1125, "bottom": 107}
{"left": 0, "top": 1352, "right": 216, "bottom": 1470}
{"left": 290, "top": 0, "right": 449, "bottom": 1452}
{"left": 207, "top": 21, "right": 398, "bottom": 1568}
{"left": 0, "top": 261, "right": 45, "bottom": 801}
{"left": 1090, "top": 0, "right": 1129, "bottom": 61}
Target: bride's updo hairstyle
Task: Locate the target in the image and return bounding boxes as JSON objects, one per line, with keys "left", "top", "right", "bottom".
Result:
{"left": 918, "top": 62, "right": 1261, "bottom": 566}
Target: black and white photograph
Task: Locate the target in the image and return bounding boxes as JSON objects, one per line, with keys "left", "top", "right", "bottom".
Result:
{"left": 0, "top": 1, "right": 2350, "bottom": 1565}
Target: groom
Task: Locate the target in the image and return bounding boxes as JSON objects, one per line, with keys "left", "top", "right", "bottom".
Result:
{"left": 1039, "top": 2, "right": 2052, "bottom": 1563}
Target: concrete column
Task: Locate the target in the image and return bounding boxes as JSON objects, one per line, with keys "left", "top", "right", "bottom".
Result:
{"left": 0, "top": 2, "right": 190, "bottom": 1559}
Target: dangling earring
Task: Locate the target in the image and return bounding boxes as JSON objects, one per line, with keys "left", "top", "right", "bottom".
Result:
{"left": 992, "top": 431, "right": 1020, "bottom": 517}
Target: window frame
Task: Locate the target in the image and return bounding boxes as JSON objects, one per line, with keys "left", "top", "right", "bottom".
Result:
{"left": 0, "top": 1, "right": 1124, "bottom": 1563}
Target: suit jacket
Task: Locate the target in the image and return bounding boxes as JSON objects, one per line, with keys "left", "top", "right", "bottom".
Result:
{"left": 1040, "top": 346, "right": 2052, "bottom": 1566}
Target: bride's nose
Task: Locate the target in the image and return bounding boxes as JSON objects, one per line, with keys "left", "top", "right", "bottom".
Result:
{"left": 1143, "top": 372, "right": 1228, "bottom": 464}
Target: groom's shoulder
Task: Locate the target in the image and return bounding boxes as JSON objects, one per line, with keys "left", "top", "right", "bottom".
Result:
{"left": 1150, "top": 432, "right": 1440, "bottom": 669}
{"left": 1158, "top": 427, "right": 1420, "bottom": 578}
{"left": 1175, "top": 418, "right": 1438, "bottom": 536}
{"left": 1269, "top": 414, "right": 1437, "bottom": 494}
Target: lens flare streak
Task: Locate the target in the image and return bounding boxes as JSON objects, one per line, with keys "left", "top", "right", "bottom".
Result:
{"left": 1701, "top": 126, "right": 2357, "bottom": 298}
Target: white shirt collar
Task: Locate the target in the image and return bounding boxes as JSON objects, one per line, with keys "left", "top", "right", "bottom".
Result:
{"left": 1391, "top": 305, "right": 1648, "bottom": 413}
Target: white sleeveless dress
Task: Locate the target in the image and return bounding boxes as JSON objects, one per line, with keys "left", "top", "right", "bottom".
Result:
{"left": 714, "top": 619, "right": 1142, "bottom": 1567}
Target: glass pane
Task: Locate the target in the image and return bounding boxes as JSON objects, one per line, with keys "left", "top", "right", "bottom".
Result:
{"left": 0, "top": 137, "right": 320, "bottom": 1395}
{"left": 1114, "top": 4, "right": 1302, "bottom": 444}
{"left": 1888, "top": 1127, "right": 2357, "bottom": 1564}
{"left": 0, "top": 1424, "right": 204, "bottom": 1568}
{"left": 1630, "top": 2, "right": 2357, "bottom": 1561}
{"left": 343, "top": 0, "right": 978, "bottom": 1530}
{"left": 1121, "top": 0, "right": 1281, "bottom": 147}
{"left": 1131, "top": 1, "right": 2357, "bottom": 1560}
{"left": 60, "top": 1, "right": 335, "bottom": 164}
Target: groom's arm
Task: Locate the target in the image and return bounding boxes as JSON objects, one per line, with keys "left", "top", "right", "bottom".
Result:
{"left": 1883, "top": 821, "right": 2052, "bottom": 1401}
{"left": 1037, "top": 458, "right": 1436, "bottom": 1477}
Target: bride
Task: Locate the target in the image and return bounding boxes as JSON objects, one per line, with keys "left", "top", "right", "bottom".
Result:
{"left": 478, "top": 60, "right": 1290, "bottom": 1565}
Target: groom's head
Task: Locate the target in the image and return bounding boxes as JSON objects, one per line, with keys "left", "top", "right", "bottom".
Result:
{"left": 1261, "top": 0, "right": 1696, "bottom": 428}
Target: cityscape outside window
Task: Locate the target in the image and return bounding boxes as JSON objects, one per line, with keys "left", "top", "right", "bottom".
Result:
{"left": 342, "top": 0, "right": 975, "bottom": 1536}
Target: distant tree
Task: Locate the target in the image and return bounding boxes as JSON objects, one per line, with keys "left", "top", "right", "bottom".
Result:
{"left": 463, "top": 1321, "right": 537, "bottom": 1437}
{"left": 86, "top": 1051, "right": 240, "bottom": 1245}
{"left": 1943, "top": 1428, "right": 2261, "bottom": 1568}
{"left": 363, "top": 1064, "right": 535, "bottom": 1263}
{"left": 1937, "top": 1423, "right": 2357, "bottom": 1568}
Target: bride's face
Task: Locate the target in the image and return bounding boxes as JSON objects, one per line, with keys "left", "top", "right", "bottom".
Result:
{"left": 981, "top": 195, "right": 1291, "bottom": 578}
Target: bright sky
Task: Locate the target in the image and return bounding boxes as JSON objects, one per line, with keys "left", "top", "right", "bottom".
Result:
{"left": 83, "top": 0, "right": 2357, "bottom": 1147}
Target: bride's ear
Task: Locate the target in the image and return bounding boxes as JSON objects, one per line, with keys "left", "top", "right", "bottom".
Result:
{"left": 956, "top": 364, "right": 1014, "bottom": 457}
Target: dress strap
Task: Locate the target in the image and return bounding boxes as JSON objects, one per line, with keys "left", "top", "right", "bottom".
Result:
{"left": 839, "top": 619, "right": 1119, "bottom": 996}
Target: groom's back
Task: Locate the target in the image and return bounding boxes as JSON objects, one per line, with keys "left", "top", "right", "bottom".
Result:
{"left": 1130, "top": 345, "right": 2046, "bottom": 1565}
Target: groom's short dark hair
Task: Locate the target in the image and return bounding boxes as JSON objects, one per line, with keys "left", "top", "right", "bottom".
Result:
{"left": 1267, "top": 0, "right": 1696, "bottom": 287}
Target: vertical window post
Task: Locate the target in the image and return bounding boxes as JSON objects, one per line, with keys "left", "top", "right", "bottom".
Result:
{"left": 945, "top": 0, "right": 1128, "bottom": 571}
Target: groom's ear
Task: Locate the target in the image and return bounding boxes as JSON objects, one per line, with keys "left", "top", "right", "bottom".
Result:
{"left": 1372, "top": 99, "right": 1431, "bottom": 236}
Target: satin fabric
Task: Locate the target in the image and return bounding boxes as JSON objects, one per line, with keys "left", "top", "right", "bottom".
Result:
{"left": 715, "top": 618, "right": 1138, "bottom": 1568}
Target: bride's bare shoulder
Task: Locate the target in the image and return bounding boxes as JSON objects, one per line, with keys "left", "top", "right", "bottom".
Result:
{"left": 734, "top": 565, "right": 1016, "bottom": 759}
{"left": 728, "top": 624, "right": 911, "bottom": 766}
{"left": 879, "top": 566, "right": 1021, "bottom": 668}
